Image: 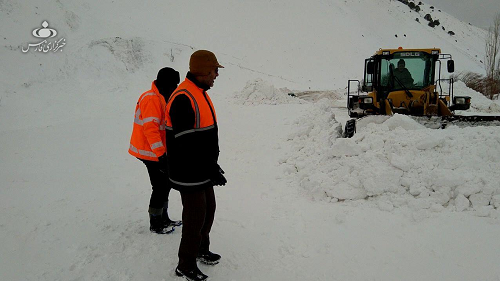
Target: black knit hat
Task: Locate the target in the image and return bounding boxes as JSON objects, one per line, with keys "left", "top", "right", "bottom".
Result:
{"left": 156, "top": 67, "right": 180, "bottom": 89}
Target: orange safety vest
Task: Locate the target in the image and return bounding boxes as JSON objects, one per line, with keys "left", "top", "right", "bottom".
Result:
{"left": 128, "top": 81, "right": 167, "bottom": 161}
{"left": 166, "top": 80, "right": 217, "bottom": 132}
{"left": 165, "top": 78, "right": 218, "bottom": 188}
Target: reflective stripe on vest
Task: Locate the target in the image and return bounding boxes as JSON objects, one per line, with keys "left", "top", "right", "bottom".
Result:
{"left": 129, "top": 144, "right": 157, "bottom": 158}
{"left": 171, "top": 125, "right": 216, "bottom": 138}
{"left": 167, "top": 89, "right": 201, "bottom": 128}
{"left": 139, "top": 92, "right": 156, "bottom": 103}
{"left": 169, "top": 178, "right": 211, "bottom": 187}
{"left": 134, "top": 108, "right": 166, "bottom": 130}
{"left": 150, "top": 141, "right": 163, "bottom": 149}
{"left": 165, "top": 87, "right": 215, "bottom": 138}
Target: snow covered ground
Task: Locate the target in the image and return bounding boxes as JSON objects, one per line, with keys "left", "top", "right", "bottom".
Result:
{"left": 1, "top": 0, "right": 500, "bottom": 280}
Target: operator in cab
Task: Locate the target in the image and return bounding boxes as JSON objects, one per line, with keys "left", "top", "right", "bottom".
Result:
{"left": 392, "top": 59, "right": 414, "bottom": 89}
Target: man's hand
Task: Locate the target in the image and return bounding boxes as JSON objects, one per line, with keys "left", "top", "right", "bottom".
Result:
{"left": 216, "top": 164, "right": 225, "bottom": 175}
{"left": 211, "top": 163, "right": 227, "bottom": 186}
{"left": 158, "top": 153, "right": 168, "bottom": 174}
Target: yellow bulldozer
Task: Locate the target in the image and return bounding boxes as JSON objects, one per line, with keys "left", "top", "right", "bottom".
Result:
{"left": 344, "top": 47, "right": 500, "bottom": 137}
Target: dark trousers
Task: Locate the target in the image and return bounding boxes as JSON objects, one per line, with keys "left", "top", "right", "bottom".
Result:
{"left": 178, "top": 186, "right": 216, "bottom": 271}
{"left": 141, "top": 159, "right": 171, "bottom": 214}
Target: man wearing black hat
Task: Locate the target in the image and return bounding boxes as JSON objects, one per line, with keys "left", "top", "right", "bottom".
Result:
{"left": 128, "top": 67, "right": 182, "bottom": 234}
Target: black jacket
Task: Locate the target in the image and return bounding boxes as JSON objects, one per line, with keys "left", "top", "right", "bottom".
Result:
{"left": 166, "top": 73, "right": 219, "bottom": 191}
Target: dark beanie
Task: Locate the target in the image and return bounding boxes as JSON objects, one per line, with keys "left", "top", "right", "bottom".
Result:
{"left": 156, "top": 67, "right": 180, "bottom": 89}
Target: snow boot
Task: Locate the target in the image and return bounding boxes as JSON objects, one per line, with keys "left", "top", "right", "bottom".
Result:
{"left": 162, "top": 206, "right": 182, "bottom": 228}
{"left": 164, "top": 218, "right": 182, "bottom": 228}
{"left": 197, "top": 251, "right": 221, "bottom": 265}
{"left": 149, "top": 214, "right": 175, "bottom": 234}
{"left": 175, "top": 267, "right": 208, "bottom": 281}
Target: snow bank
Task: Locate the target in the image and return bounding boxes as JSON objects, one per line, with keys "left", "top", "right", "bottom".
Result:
{"left": 286, "top": 111, "right": 500, "bottom": 216}
{"left": 291, "top": 89, "right": 345, "bottom": 103}
{"left": 233, "top": 78, "right": 307, "bottom": 106}
{"left": 454, "top": 81, "right": 500, "bottom": 113}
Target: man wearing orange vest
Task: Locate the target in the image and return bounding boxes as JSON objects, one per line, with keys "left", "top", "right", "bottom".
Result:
{"left": 129, "top": 67, "right": 182, "bottom": 234}
{"left": 166, "top": 50, "right": 226, "bottom": 281}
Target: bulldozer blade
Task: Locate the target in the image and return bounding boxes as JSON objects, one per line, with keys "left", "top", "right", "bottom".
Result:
{"left": 412, "top": 115, "right": 500, "bottom": 129}
{"left": 442, "top": 115, "right": 500, "bottom": 123}
{"left": 441, "top": 115, "right": 500, "bottom": 128}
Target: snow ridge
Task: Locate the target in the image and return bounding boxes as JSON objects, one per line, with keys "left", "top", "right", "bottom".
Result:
{"left": 286, "top": 107, "right": 500, "bottom": 217}
{"left": 233, "top": 78, "right": 306, "bottom": 106}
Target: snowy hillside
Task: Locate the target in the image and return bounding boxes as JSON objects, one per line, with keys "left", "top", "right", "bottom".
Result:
{"left": 425, "top": 0, "right": 500, "bottom": 30}
{"left": 1, "top": 0, "right": 500, "bottom": 281}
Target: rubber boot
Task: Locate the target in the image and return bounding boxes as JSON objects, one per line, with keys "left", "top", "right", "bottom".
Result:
{"left": 150, "top": 214, "right": 174, "bottom": 234}
{"left": 162, "top": 204, "right": 182, "bottom": 228}
{"left": 175, "top": 267, "right": 208, "bottom": 281}
{"left": 197, "top": 251, "right": 221, "bottom": 265}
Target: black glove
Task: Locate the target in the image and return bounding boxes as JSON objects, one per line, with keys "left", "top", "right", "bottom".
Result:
{"left": 158, "top": 153, "right": 168, "bottom": 174}
{"left": 216, "top": 164, "right": 225, "bottom": 175}
{"left": 210, "top": 163, "right": 227, "bottom": 186}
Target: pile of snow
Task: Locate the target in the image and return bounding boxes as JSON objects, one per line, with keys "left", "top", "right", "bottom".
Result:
{"left": 292, "top": 90, "right": 345, "bottom": 103}
{"left": 286, "top": 111, "right": 500, "bottom": 217}
{"left": 233, "top": 78, "right": 312, "bottom": 106}
{"left": 281, "top": 99, "right": 343, "bottom": 181}
{"left": 453, "top": 81, "right": 500, "bottom": 114}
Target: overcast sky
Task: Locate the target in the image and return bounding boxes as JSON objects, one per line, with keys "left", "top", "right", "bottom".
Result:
{"left": 424, "top": 0, "right": 500, "bottom": 30}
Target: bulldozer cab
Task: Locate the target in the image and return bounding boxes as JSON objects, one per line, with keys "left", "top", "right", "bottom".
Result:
{"left": 364, "top": 49, "right": 443, "bottom": 98}
{"left": 348, "top": 48, "right": 462, "bottom": 117}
